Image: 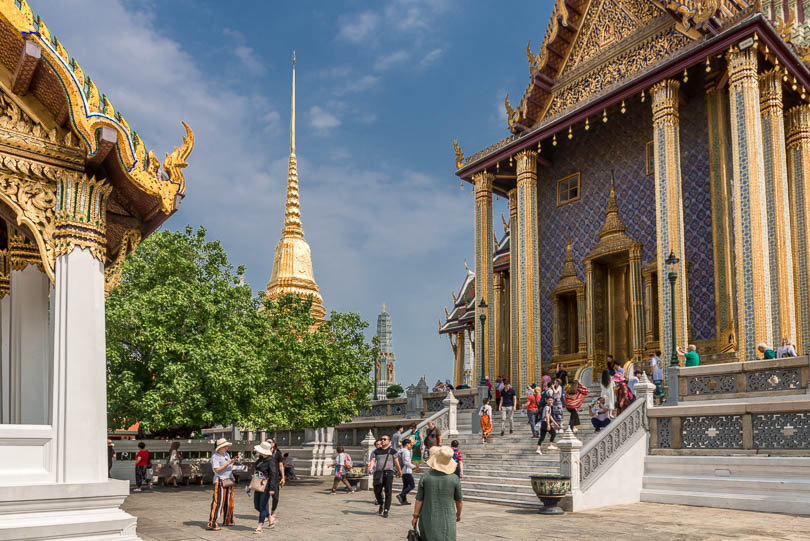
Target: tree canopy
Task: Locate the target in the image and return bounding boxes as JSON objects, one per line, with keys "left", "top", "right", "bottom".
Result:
{"left": 386, "top": 384, "right": 404, "bottom": 399}
{"left": 105, "top": 226, "right": 376, "bottom": 437}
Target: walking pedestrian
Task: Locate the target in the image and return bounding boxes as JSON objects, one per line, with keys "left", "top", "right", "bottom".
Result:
{"left": 411, "top": 446, "right": 463, "bottom": 541}
{"left": 484, "top": 376, "right": 492, "bottom": 399}
{"left": 391, "top": 425, "right": 404, "bottom": 451}
{"left": 368, "top": 434, "right": 402, "bottom": 518}
{"left": 526, "top": 386, "right": 541, "bottom": 438}
{"left": 498, "top": 380, "right": 517, "bottom": 436}
{"left": 564, "top": 380, "right": 589, "bottom": 432}
{"left": 478, "top": 397, "right": 493, "bottom": 444}
{"left": 397, "top": 439, "right": 419, "bottom": 505}
{"left": 422, "top": 421, "right": 442, "bottom": 460}
{"left": 599, "top": 369, "right": 616, "bottom": 414}
{"left": 649, "top": 350, "right": 665, "bottom": 404}
{"left": 133, "top": 442, "right": 149, "bottom": 492}
{"left": 252, "top": 441, "right": 277, "bottom": 533}
{"left": 410, "top": 423, "right": 422, "bottom": 460}
{"left": 535, "top": 396, "right": 559, "bottom": 454}
{"left": 267, "top": 439, "right": 285, "bottom": 522}
{"left": 551, "top": 379, "right": 565, "bottom": 435}
{"left": 331, "top": 445, "right": 356, "bottom": 494}
{"left": 207, "top": 438, "right": 235, "bottom": 530}
{"left": 167, "top": 441, "right": 183, "bottom": 487}
{"left": 450, "top": 440, "right": 463, "bottom": 478}
{"left": 107, "top": 440, "right": 115, "bottom": 478}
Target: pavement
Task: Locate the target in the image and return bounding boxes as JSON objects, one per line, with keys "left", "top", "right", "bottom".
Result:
{"left": 122, "top": 478, "right": 810, "bottom": 540}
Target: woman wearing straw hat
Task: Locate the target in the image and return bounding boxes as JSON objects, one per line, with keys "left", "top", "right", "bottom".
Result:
{"left": 411, "top": 446, "right": 463, "bottom": 540}
{"left": 207, "top": 438, "right": 236, "bottom": 530}
{"left": 252, "top": 441, "right": 277, "bottom": 533}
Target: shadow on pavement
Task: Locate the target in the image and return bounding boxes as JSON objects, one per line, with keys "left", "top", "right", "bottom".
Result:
{"left": 182, "top": 520, "right": 255, "bottom": 532}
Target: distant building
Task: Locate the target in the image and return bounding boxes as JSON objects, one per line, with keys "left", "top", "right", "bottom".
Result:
{"left": 375, "top": 304, "right": 396, "bottom": 397}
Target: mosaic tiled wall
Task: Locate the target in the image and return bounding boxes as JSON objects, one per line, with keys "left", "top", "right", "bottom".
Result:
{"left": 536, "top": 94, "right": 716, "bottom": 366}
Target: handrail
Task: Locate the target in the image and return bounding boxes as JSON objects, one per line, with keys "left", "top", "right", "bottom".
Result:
{"left": 579, "top": 397, "right": 648, "bottom": 490}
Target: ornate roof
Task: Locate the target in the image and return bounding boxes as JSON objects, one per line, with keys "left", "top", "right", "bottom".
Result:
{"left": 552, "top": 238, "right": 584, "bottom": 295}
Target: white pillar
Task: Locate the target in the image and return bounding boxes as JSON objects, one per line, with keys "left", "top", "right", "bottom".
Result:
{"left": 9, "top": 264, "right": 50, "bottom": 425}
{"left": 443, "top": 391, "right": 459, "bottom": 436}
{"left": 322, "top": 427, "right": 335, "bottom": 474}
{"left": 557, "top": 427, "right": 583, "bottom": 511}
{"left": 0, "top": 294, "right": 10, "bottom": 424}
{"left": 634, "top": 373, "right": 657, "bottom": 409}
{"left": 51, "top": 247, "right": 107, "bottom": 483}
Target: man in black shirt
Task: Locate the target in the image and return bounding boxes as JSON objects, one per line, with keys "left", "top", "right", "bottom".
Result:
{"left": 367, "top": 434, "right": 402, "bottom": 518}
{"left": 498, "top": 380, "right": 518, "bottom": 436}
{"left": 555, "top": 363, "right": 569, "bottom": 389}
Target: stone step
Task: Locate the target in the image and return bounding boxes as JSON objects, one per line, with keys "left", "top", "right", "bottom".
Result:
{"left": 639, "top": 488, "right": 810, "bottom": 515}
{"left": 643, "top": 473, "right": 810, "bottom": 495}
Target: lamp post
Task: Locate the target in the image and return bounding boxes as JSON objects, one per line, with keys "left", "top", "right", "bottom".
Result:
{"left": 478, "top": 298, "right": 488, "bottom": 386}
{"left": 665, "top": 251, "right": 680, "bottom": 366}
{"left": 373, "top": 359, "right": 378, "bottom": 400}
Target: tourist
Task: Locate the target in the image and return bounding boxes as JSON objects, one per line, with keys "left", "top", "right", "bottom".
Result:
{"left": 445, "top": 379, "right": 454, "bottom": 391}
{"left": 777, "top": 337, "right": 798, "bottom": 358}
{"left": 331, "top": 445, "right": 355, "bottom": 495}
{"left": 541, "top": 374, "right": 552, "bottom": 390}
{"left": 757, "top": 343, "right": 776, "bottom": 359}
{"left": 397, "top": 439, "right": 419, "bottom": 505}
{"left": 410, "top": 423, "right": 422, "bottom": 460}
{"left": 107, "top": 440, "right": 115, "bottom": 478}
{"left": 450, "top": 440, "right": 464, "bottom": 478}
{"left": 590, "top": 397, "right": 613, "bottom": 432}
{"left": 433, "top": 379, "right": 443, "bottom": 392}
{"left": 551, "top": 379, "right": 565, "bottom": 434}
{"left": 494, "top": 378, "right": 503, "bottom": 410}
{"left": 628, "top": 370, "right": 641, "bottom": 396}
{"left": 368, "top": 434, "right": 402, "bottom": 518}
{"left": 613, "top": 373, "right": 634, "bottom": 415}
{"left": 555, "top": 363, "right": 569, "bottom": 389}
{"left": 422, "top": 421, "right": 442, "bottom": 459}
{"left": 167, "top": 441, "right": 183, "bottom": 487}
{"left": 133, "top": 441, "right": 150, "bottom": 493}
{"left": 650, "top": 350, "right": 665, "bottom": 404}
{"left": 526, "top": 386, "right": 541, "bottom": 438}
{"left": 498, "top": 379, "right": 517, "bottom": 436}
{"left": 392, "top": 425, "right": 404, "bottom": 451}
{"left": 268, "top": 439, "right": 285, "bottom": 522}
{"left": 599, "top": 369, "right": 616, "bottom": 413}
{"left": 564, "top": 380, "right": 589, "bottom": 433}
{"left": 606, "top": 355, "right": 617, "bottom": 375}
{"left": 411, "top": 446, "right": 463, "bottom": 540}
{"left": 252, "top": 441, "right": 277, "bottom": 533}
{"left": 676, "top": 344, "right": 700, "bottom": 366}
{"left": 479, "top": 397, "right": 493, "bottom": 444}
{"left": 207, "top": 438, "right": 235, "bottom": 530}
{"left": 535, "top": 396, "right": 559, "bottom": 454}
{"left": 484, "top": 375, "right": 492, "bottom": 399}
{"left": 281, "top": 453, "right": 297, "bottom": 480}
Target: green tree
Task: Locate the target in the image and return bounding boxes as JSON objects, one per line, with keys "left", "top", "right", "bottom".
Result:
{"left": 386, "top": 384, "right": 404, "bottom": 399}
{"left": 105, "top": 226, "right": 376, "bottom": 437}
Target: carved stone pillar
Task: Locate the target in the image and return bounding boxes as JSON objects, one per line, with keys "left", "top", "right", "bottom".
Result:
{"left": 473, "top": 171, "right": 495, "bottom": 384}
{"left": 759, "top": 69, "right": 796, "bottom": 346}
{"left": 651, "top": 79, "right": 689, "bottom": 366}
{"left": 727, "top": 47, "right": 773, "bottom": 360}
{"left": 0, "top": 250, "right": 8, "bottom": 424}
{"left": 787, "top": 105, "right": 810, "bottom": 354}
{"left": 50, "top": 175, "right": 112, "bottom": 483}
{"left": 8, "top": 229, "right": 50, "bottom": 425}
{"left": 705, "top": 78, "right": 736, "bottom": 349}
{"left": 508, "top": 188, "right": 520, "bottom": 391}
{"left": 515, "top": 149, "right": 542, "bottom": 388}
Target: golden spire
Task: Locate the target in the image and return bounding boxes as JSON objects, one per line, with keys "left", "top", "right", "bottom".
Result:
{"left": 266, "top": 51, "right": 325, "bottom": 321}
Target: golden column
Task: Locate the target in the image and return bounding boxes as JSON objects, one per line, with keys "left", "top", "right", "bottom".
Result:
{"left": 727, "top": 46, "right": 773, "bottom": 360}
{"left": 515, "top": 149, "right": 542, "bottom": 390}
{"left": 651, "top": 79, "right": 689, "bottom": 362}
{"left": 705, "top": 78, "right": 737, "bottom": 348}
{"left": 508, "top": 188, "right": 520, "bottom": 391}
{"left": 493, "top": 271, "right": 505, "bottom": 378}
{"left": 629, "top": 245, "right": 645, "bottom": 361}
{"left": 759, "top": 69, "right": 797, "bottom": 346}
{"left": 473, "top": 171, "right": 495, "bottom": 384}
{"left": 786, "top": 105, "right": 810, "bottom": 353}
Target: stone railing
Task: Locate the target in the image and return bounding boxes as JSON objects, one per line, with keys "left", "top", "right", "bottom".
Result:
{"left": 354, "top": 388, "right": 477, "bottom": 418}
{"left": 675, "top": 356, "right": 810, "bottom": 402}
{"left": 424, "top": 388, "right": 477, "bottom": 412}
{"left": 356, "top": 397, "right": 408, "bottom": 417}
{"left": 649, "top": 396, "right": 810, "bottom": 453}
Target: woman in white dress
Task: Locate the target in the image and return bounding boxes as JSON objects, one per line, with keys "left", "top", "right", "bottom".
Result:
{"left": 167, "top": 441, "right": 183, "bottom": 487}
{"left": 599, "top": 369, "right": 616, "bottom": 414}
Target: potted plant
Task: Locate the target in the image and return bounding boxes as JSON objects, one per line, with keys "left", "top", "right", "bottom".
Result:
{"left": 529, "top": 473, "right": 570, "bottom": 515}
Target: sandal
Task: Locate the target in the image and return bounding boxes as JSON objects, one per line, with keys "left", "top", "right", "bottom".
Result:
{"left": 208, "top": 525, "right": 221, "bottom": 531}
{"left": 254, "top": 527, "right": 263, "bottom": 534}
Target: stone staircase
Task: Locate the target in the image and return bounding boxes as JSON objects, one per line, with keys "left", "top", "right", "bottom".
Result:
{"left": 394, "top": 409, "right": 600, "bottom": 508}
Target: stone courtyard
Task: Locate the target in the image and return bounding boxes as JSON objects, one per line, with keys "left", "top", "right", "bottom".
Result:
{"left": 122, "top": 479, "right": 810, "bottom": 540}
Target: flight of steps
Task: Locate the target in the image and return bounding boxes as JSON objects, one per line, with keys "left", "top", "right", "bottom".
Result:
{"left": 394, "top": 409, "right": 599, "bottom": 508}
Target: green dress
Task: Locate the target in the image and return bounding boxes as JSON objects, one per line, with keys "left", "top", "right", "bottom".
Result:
{"left": 684, "top": 351, "right": 700, "bottom": 367}
{"left": 763, "top": 349, "right": 776, "bottom": 359}
{"left": 413, "top": 431, "right": 422, "bottom": 460}
{"left": 416, "top": 469, "right": 462, "bottom": 541}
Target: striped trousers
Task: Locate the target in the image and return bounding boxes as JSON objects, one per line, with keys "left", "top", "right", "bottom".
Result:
{"left": 208, "top": 480, "right": 234, "bottom": 528}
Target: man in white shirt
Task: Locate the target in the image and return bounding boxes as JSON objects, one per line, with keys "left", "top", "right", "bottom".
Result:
{"left": 649, "top": 350, "right": 665, "bottom": 404}
{"left": 396, "top": 439, "right": 418, "bottom": 505}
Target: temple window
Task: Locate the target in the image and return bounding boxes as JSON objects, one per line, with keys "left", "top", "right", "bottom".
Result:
{"left": 556, "top": 172, "right": 581, "bottom": 207}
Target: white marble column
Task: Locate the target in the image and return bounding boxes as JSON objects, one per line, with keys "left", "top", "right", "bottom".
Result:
{"left": 0, "top": 292, "right": 10, "bottom": 424}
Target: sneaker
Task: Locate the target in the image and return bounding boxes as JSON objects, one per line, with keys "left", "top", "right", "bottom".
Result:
{"left": 396, "top": 494, "right": 404, "bottom": 505}
{"left": 536, "top": 448, "right": 543, "bottom": 455}
{"left": 378, "top": 504, "right": 384, "bottom": 515}
{"left": 403, "top": 500, "right": 412, "bottom": 505}
{"left": 548, "top": 444, "right": 558, "bottom": 450}
{"left": 132, "top": 488, "right": 142, "bottom": 492}
{"left": 383, "top": 510, "right": 389, "bottom": 518}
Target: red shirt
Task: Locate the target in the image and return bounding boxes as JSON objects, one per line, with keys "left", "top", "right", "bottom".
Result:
{"left": 527, "top": 393, "right": 540, "bottom": 411}
{"left": 135, "top": 449, "right": 150, "bottom": 467}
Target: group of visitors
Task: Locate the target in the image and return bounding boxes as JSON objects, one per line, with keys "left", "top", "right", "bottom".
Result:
{"left": 433, "top": 379, "right": 454, "bottom": 392}
{"left": 758, "top": 338, "right": 798, "bottom": 359}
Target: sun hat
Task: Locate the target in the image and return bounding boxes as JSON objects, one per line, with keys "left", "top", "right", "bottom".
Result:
{"left": 426, "top": 446, "right": 457, "bottom": 475}
{"left": 254, "top": 441, "right": 273, "bottom": 456}
{"left": 214, "top": 437, "right": 232, "bottom": 451}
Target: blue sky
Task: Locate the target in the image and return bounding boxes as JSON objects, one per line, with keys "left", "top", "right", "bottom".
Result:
{"left": 37, "top": 1, "right": 552, "bottom": 388}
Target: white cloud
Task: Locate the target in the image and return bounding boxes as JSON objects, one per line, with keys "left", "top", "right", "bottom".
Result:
{"left": 337, "top": 11, "right": 380, "bottom": 43}
{"left": 384, "top": 0, "right": 452, "bottom": 33}
{"left": 420, "top": 48, "right": 443, "bottom": 67}
{"left": 223, "top": 28, "right": 265, "bottom": 75}
{"left": 374, "top": 50, "right": 409, "bottom": 71}
{"left": 308, "top": 106, "right": 341, "bottom": 134}
{"left": 336, "top": 74, "right": 381, "bottom": 95}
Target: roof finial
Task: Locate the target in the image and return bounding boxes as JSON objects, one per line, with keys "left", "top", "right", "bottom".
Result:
{"left": 290, "top": 50, "right": 296, "bottom": 155}
{"left": 282, "top": 52, "right": 302, "bottom": 235}
{"left": 382, "top": 303, "right": 386, "bottom": 312}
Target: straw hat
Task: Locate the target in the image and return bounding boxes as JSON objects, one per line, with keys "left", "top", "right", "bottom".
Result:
{"left": 426, "top": 446, "right": 457, "bottom": 475}
{"left": 214, "top": 437, "right": 232, "bottom": 451}
{"left": 254, "top": 441, "right": 273, "bottom": 456}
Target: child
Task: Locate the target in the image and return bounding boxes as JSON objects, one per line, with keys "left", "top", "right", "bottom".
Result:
{"left": 451, "top": 440, "right": 464, "bottom": 478}
{"left": 535, "top": 397, "right": 559, "bottom": 455}
{"left": 564, "top": 380, "right": 589, "bottom": 433}
{"left": 590, "top": 396, "right": 612, "bottom": 432}
{"left": 628, "top": 370, "right": 641, "bottom": 397}
{"left": 479, "top": 397, "right": 493, "bottom": 444}
{"left": 134, "top": 441, "right": 150, "bottom": 492}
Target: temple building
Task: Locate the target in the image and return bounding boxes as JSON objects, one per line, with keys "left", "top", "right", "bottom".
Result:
{"left": 0, "top": 1, "right": 193, "bottom": 537}
{"left": 442, "top": 1, "right": 810, "bottom": 394}
{"left": 439, "top": 263, "right": 476, "bottom": 386}
{"left": 375, "top": 304, "right": 396, "bottom": 397}
{"left": 265, "top": 53, "right": 325, "bottom": 321}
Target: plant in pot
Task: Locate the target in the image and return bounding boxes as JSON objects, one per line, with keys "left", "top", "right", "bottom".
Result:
{"left": 529, "top": 473, "right": 570, "bottom": 515}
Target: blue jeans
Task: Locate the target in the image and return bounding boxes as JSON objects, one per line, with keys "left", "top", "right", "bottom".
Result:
{"left": 592, "top": 417, "right": 611, "bottom": 431}
{"left": 254, "top": 487, "right": 271, "bottom": 524}
{"left": 527, "top": 410, "right": 539, "bottom": 436}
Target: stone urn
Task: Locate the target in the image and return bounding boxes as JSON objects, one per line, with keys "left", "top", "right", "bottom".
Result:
{"left": 529, "top": 474, "right": 570, "bottom": 515}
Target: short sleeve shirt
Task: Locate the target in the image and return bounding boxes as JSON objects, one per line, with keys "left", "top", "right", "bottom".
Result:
{"left": 135, "top": 449, "right": 149, "bottom": 467}
{"left": 423, "top": 427, "right": 441, "bottom": 449}
{"left": 501, "top": 388, "right": 517, "bottom": 408}
{"left": 372, "top": 447, "right": 397, "bottom": 471}
{"left": 211, "top": 452, "right": 233, "bottom": 482}
{"left": 391, "top": 432, "right": 402, "bottom": 450}
{"left": 651, "top": 357, "right": 664, "bottom": 380}
{"left": 684, "top": 351, "right": 700, "bottom": 367}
